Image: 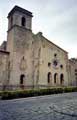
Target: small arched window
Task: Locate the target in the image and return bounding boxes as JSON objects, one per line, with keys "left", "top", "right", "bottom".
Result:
{"left": 54, "top": 73, "right": 58, "bottom": 84}
{"left": 54, "top": 53, "right": 57, "bottom": 57}
{"left": 60, "top": 74, "right": 64, "bottom": 85}
{"left": 48, "top": 72, "right": 51, "bottom": 83}
{"left": 48, "top": 62, "right": 51, "bottom": 67}
{"left": 21, "top": 17, "right": 26, "bottom": 27}
{"left": 60, "top": 64, "right": 63, "bottom": 69}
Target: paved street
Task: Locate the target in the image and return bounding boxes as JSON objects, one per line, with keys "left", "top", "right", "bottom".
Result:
{"left": 0, "top": 92, "right": 77, "bottom": 120}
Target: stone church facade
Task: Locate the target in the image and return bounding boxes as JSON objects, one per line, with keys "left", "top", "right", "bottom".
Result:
{"left": 0, "top": 6, "right": 76, "bottom": 90}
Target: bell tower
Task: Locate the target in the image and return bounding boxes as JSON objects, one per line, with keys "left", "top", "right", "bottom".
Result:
{"left": 8, "top": 5, "right": 33, "bottom": 31}
{"left": 6, "top": 6, "right": 34, "bottom": 87}
{"left": 7, "top": 6, "right": 33, "bottom": 52}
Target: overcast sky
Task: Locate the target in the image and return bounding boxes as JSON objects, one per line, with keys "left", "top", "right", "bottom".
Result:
{"left": 0, "top": 0, "right": 77, "bottom": 58}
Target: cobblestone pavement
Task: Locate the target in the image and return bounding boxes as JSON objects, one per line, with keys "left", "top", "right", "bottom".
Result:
{"left": 0, "top": 92, "right": 77, "bottom": 120}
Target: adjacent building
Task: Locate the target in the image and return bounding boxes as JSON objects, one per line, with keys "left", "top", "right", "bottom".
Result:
{"left": 68, "top": 58, "right": 77, "bottom": 86}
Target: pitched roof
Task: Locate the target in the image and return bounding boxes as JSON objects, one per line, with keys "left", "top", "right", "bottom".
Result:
{"left": 8, "top": 5, "right": 33, "bottom": 18}
{"left": 43, "top": 36, "right": 68, "bottom": 53}
{"left": 36, "top": 32, "right": 68, "bottom": 53}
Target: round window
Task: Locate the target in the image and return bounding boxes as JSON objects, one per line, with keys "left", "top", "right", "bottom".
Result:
{"left": 53, "top": 60, "right": 58, "bottom": 66}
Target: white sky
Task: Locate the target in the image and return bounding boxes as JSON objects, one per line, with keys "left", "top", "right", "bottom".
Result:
{"left": 0, "top": 0, "right": 77, "bottom": 58}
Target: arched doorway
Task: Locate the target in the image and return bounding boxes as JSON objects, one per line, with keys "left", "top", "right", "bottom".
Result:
{"left": 60, "top": 74, "right": 64, "bottom": 85}
{"left": 20, "top": 74, "right": 25, "bottom": 88}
